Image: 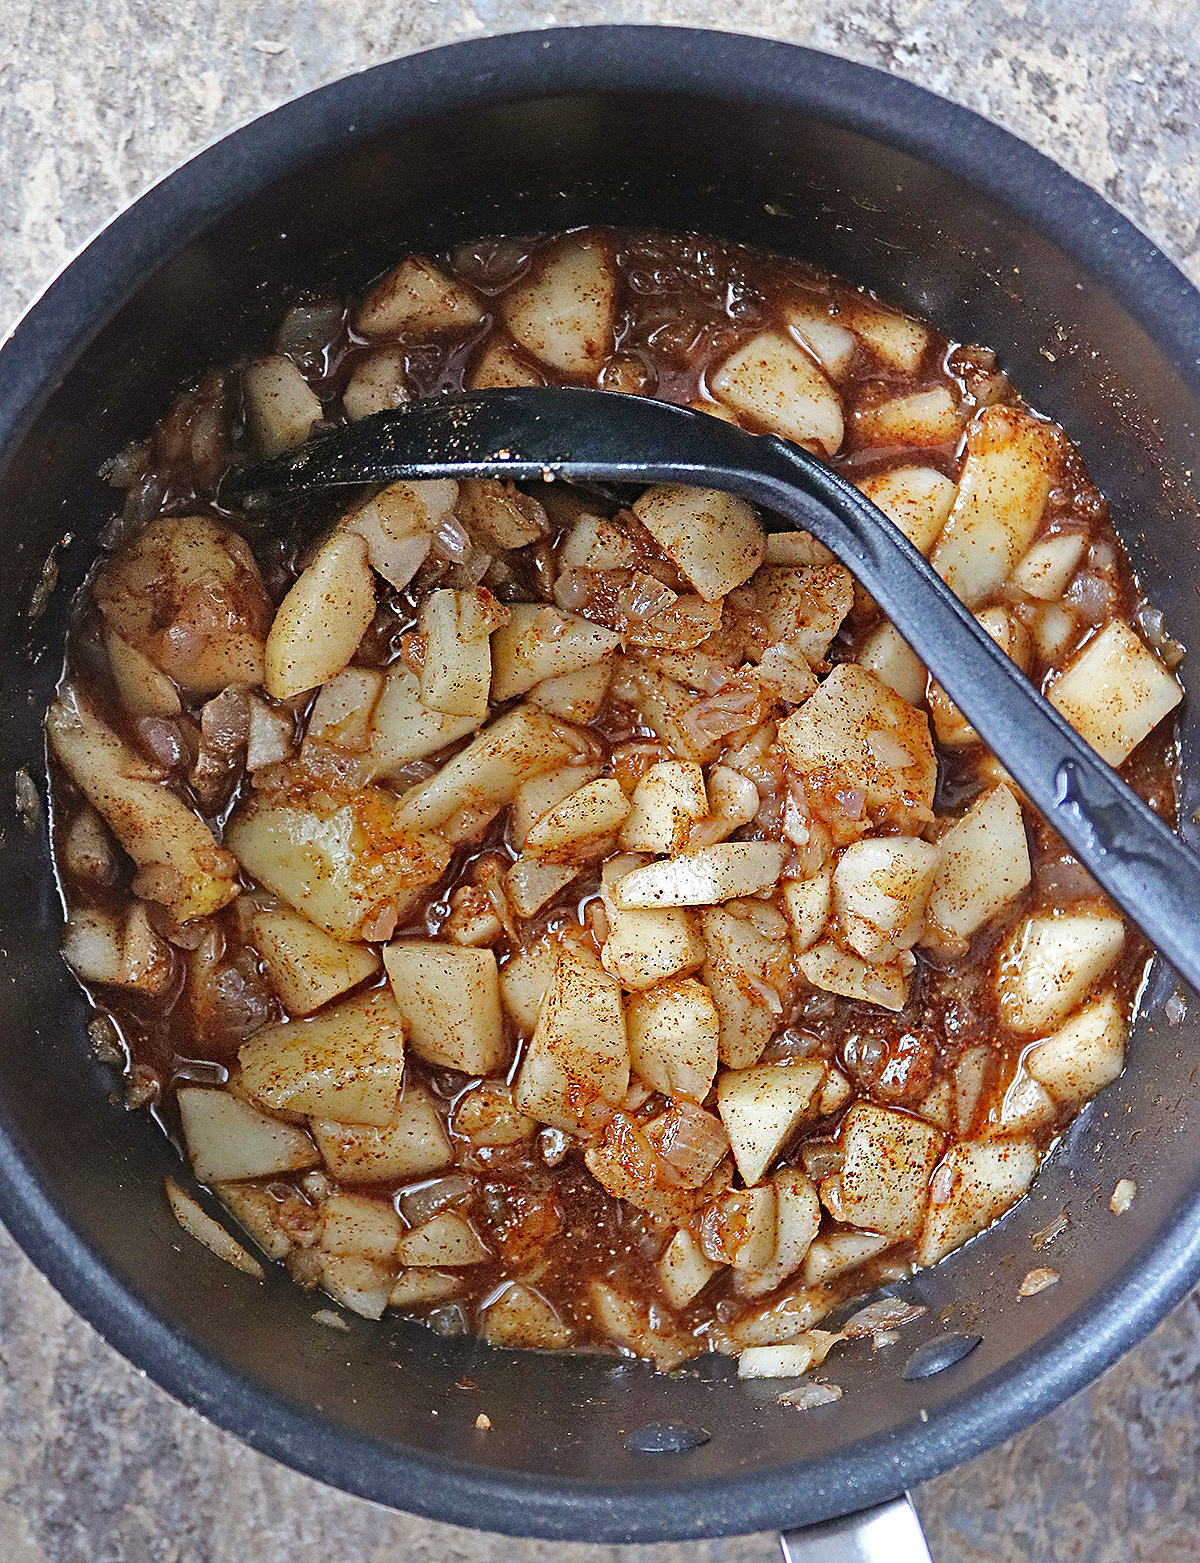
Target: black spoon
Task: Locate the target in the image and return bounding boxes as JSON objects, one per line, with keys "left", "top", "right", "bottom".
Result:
{"left": 225, "top": 387, "right": 1199, "bottom": 995}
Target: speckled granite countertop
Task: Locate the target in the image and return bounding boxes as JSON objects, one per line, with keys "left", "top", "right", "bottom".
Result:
{"left": 3, "top": 4, "right": 1200, "bottom": 1560}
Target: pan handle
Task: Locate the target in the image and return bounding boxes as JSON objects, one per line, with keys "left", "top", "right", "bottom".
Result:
{"left": 779, "top": 1493, "right": 933, "bottom": 1562}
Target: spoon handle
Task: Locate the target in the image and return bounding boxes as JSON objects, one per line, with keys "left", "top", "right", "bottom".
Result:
{"left": 726, "top": 435, "right": 1199, "bottom": 995}
{"left": 230, "top": 389, "right": 1198, "bottom": 993}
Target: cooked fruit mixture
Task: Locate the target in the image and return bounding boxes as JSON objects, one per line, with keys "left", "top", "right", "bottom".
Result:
{"left": 47, "top": 230, "right": 1183, "bottom": 1375}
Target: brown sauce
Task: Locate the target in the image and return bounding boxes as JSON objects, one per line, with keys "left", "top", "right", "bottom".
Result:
{"left": 49, "top": 227, "right": 1178, "bottom": 1366}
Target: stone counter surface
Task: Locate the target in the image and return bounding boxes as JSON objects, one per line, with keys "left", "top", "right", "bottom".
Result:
{"left": 2, "top": 3, "right": 1199, "bottom": 1559}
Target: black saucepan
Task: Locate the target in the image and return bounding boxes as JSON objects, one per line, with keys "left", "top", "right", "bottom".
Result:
{"left": 1, "top": 26, "right": 1198, "bottom": 1548}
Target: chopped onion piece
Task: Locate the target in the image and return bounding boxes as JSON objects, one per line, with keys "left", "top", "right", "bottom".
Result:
{"left": 1110, "top": 1178, "right": 1136, "bottom": 1215}
{"left": 842, "top": 1297, "right": 926, "bottom": 1338}
{"left": 777, "top": 1381, "right": 842, "bottom": 1409}
{"left": 165, "top": 1176, "right": 264, "bottom": 1279}
{"left": 1017, "top": 1267, "right": 1059, "bottom": 1298}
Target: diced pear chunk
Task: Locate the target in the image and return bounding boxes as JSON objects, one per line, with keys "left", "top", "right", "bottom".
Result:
{"left": 802, "top": 1229, "right": 895, "bottom": 1287}
{"left": 246, "top": 698, "right": 295, "bottom": 771}
{"left": 468, "top": 336, "right": 546, "bottom": 391}
{"left": 62, "top": 904, "right": 174, "bottom": 994}
{"left": 764, "top": 530, "right": 836, "bottom": 568}
{"left": 612, "top": 842, "right": 786, "bottom": 909}
{"left": 500, "top": 234, "right": 616, "bottom": 375}
{"left": 737, "top": 1340, "right": 826, "bottom": 1379}
{"left": 497, "top": 938, "right": 562, "bottom": 1035}
{"left": 481, "top": 1283, "right": 573, "bottom": 1348}
{"left": 1049, "top": 619, "right": 1182, "bottom": 766}
{"left": 847, "top": 302, "right": 930, "bottom": 372}
{"left": 342, "top": 348, "right": 407, "bottom": 422}
{"left": 391, "top": 705, "right": 579, "bottom": 834}
{"left": 702, "top": 905, "right": 794, "bottom": 1069}
{"left": 319, "top": 1254, "right": 394, "bottom": 1319}
{"left": 701, "top": 1184, "right": 779, "bottom": 1276}
{"left": 242, "top": 354, "right": 322, "bottom": 457}
{"left": 363, "top": 666, "right": 479, "bottom": 779}
{"left": 996, "top": 1073, "right": 1057, "bottom": 1136}
{"left": 857, "top": 466, "right": 957, "bottom": 556}
{"left": 587, "top": 1280, "right": 700, "bottom": 1370}
{"left": 931, "top": 409, "right": 1057, "bottom": 607}
{"left": 418, "top": 588, "right": 506, "bottom": 719}
{"left": 857, "top": 623, "right": 926, "bottom": 706}
{"left": 1011, "top": 532, "right": 1087, "bottom": 600}
{"left": 514, "top": 949, "right": 630, "bottom": 1132}
{"left": 619, "top": 761, "right": 708, "bottom": 853}
{"left": 784, "top": 299, "right": 857, "bottom": 379}
{"left": 490, "top": 605, "right": 621, "bottom": 702}
{"left": 213, "top": 1182, "right": 293, "bottom": 1261}
{"left": 239, "top": 988, "right": 406, "bottom": 1124}
{"left": 382, "top": 942, "right": 507, "bottom": 1076}
{"left": 390, "top": 1269, "right": 465, "bottom": 1309}
{"left": 62, "top": 806, "right": 119, "bottom": 886}
{"left": 225, "top": 789, "right": 451, "bottom": 942}
{"left": 953, "top": 1044, "right": 994, "bottom": 1137}
{"left": 343, "top": 480, "right": 456, "bottom": 590}
{"left": 1025, "top": 992, "right": 1127, "bottom": 1108}
{"left": 626, "top": 976, "right": 720, "bottom": 1102}
{"left": 1032, "top": 604, "right": 1079, "bottom": 663}
{"left": 178, "top": 1088, "right": 319, "bottom": 1183}
{"left": 838, "top": 1103, "right": 945, "bottom": 1240}
{"left": 524, "top": 777, "right": 630, "bottom": 858}
{"left": 355, "top": 256, "right": 484, "bottom": 336}
{"left": 922, "top": 785, "right": 1031, "bottom": 951}
{"left": 917, "top": 1138, "right": 1039, "bottom": 1265}
{"left": 47, "top": 690, "right": 238, "bottom": 921}
{"left": 855, "top": 386, "right": 960, "bottom": 448}
{"left": 631, "top": 485, "right": 765, "bottom": 601}
{"left": 93, "top": 516, "right": 270, "bottom": 696}
{"left": 739, "top": 1167, "right": 822, "bottom": 1297}
{"left": 527, "top": 661, "right": 613, "bottom": 723}
{"left": 996, "top": 909, "right": 1125, "bottom": 1034}
{"left": 658, "top": 1227, "right": 722, "bottom": 1308}
{"left": 782, "top": 872, "right": 833, "bottom": 958}
{"left": 710, "top": 332, "right": 844, "bottom": 455}
{"left": 395, "top": 1211, "right": 490, "bottom": 1267}
{"left": 708, "top": 1282, "right": 836, "bottom": 1354}
{"left": 920, "top": 1077, "right": 954, "bottom": 1130}
{"left": 779, "top": 663, "right": 936, "bottom": 823}
{"left": 818, "top": 1068, "right": 852, "bottom": 1117}
{"left": 504, "top": 857, "right": 580, "bottom": 919}
{"left": 320, "top": 1194, "right": 404, "bottom": 1261}
{"left": 798, "top": 941, "right": 913, "bottom": 1012}
{"left": 265, "top": 530, "right": 376, "bottom": 700}
{"left": 308, "top": 668, "right": 384, "bottom": 753}
{"left": 105, "top": 629, "right": 181, "bottom": 717}
{"left": 833, "top": 837, "right": 940, "bottom": 963}
{"left": 703, "top": 766, "right": 760, "bottom": 844}
{"left": 717, "top": 1060, "right": 826, "bottom": 1186}
{"left": 559, "top": 513, "right": 639, "bottom": 571}
{"left": 600, "top": 857, "right": 707, "bottom": 992}
{"left": 312, "top": 1085, "right": 452, "bottom": 1183}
